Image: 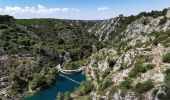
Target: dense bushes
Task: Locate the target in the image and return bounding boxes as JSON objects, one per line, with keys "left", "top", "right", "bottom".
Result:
{"left": 165, "top": 69, "right": 170, "bottom": 84}
{"left": 137, "top": 9, "right": 167, "bottom": 19}
{"left": 0, "top": 29, "right": 37, "bottom": 54}
{"left": 159, "top": 17, "right": 167, "bottom": 25}
{"left": 129, "top": 62, "right": 146, "bottom": 78}
{"left": 146, "top": 64, "right": 155, "bottom": 70}
{"left": 98, "top": 79, "right": 113, "bottom": 91}
{"left": 73, "top": 81, "right": 93, "bottom": 96}
{"left": 10, "top": 63, "right": 57, "bottom": 92}
{"left": 120, "top": 77, "right": 133, "bottom": 89}
{"left": 163, "top": 53, "right": 170, "bottom": 63}
{"left": 15, "top": 19, "right": 101, "bottom": 61}
{"left": 0, "top": 24, "right": 9, "bottom": 29}
{"left": 129, "top": 61, "right": 155, "bottom": 78}
{"left": 29, "top": 67, "right": 56, "bottom": 91}
{"left": 63, "top": 61, "right": 80, "bottom": 70}
{"left": 150, "top": 31, "right": 170, "bottom": 47}
{"left": 0, "top": 15, "right": 14, "bottom": 24}
{"left": 0, "top": 17, "right": 102, "bottom": 97}
{"left": 134, "top": 80, "right": 154, "bottom": 93}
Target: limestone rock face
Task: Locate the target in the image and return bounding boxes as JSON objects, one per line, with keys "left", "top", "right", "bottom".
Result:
{"left": 89, "top": 18, "right": 120, "bottom": 41}
{"left": 166, "top": 8, "right": 170, "bottom": 18}
{"left": 86, "top": 15, "right": 170, "bottom": 100}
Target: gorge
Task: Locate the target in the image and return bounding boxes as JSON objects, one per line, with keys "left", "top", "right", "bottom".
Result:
{"left": 0, "top": 8, "right": 170, "bottom": 100}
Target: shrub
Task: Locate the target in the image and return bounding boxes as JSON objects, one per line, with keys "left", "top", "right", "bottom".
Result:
{"left": 120, "top": 64, "right": 131, "bottom": 70}
{"left": 63, "top": 61, "right": 80, "bottom": 70}
{"left": 142, "top": 19, "right": 150, "bottom": 25}
{"left": 120, "top": 77, "right": 133, "bottom": 89}
{"left": 163, "top": 53, "right": 170, "bottom": 63}
{"left": 98, "top": 79, "right": 113, "bottom": 91}
{"left": 74, "top": 81, "right": 93, "bottom": 96}
{"left": 143, "top": 48, "right": 152, "bottom": 51}
{"left": 0, "top": 24, "right": 8, "bottom": 29}
{"left": 0, "top": 15, "right": 14, "bottom": 24}
{"left": 165, "top": 69, "right": 170, "bottom": 84}
{"left": 129, "top": 62, "right": 146, "bottom": 78}
{"left": 134, "top": 80, "right": 154, "bottom": 93}
{"left": 159, "top": 17, "right": 167, "bottom": 25}
{"left": 146, "top": 64, "right": 155, "bottom": 70}
{"left": 30, "top": 67, "right": 56, "bottom": 90}
{"left": 129, "top": 69, "right": 138, "bottom": 78}
{"left": 134, "top": 62, "right": 146, "bottom": 73}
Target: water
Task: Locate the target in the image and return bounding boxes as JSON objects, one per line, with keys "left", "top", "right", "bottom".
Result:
{"left": 24, "top": 72, "right": 86, "bottom": 100}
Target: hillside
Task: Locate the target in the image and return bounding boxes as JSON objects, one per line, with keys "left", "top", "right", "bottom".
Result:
{"left": 69, "top": 9, "right": 170, "bottom": 100}
{"left": 1, "top": 8, "right": 170, "bottom": 100}
{"left": 0, "top": 17, "right": 101, "bottom": 99}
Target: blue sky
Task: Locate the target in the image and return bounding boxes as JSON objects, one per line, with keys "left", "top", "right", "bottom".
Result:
{"left": 0, "top": 0, "right": 170, "bottom": 20}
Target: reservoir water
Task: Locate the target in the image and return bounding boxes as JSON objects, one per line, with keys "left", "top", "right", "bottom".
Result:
{"left": 24, "top": 72, "right": 86, "bottom": 100}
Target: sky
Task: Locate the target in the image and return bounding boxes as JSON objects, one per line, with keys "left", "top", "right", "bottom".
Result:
{"left": 0, "top": 0, "right": 170, "bottom": 20}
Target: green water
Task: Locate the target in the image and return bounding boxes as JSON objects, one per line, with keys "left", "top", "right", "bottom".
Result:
{"left": 24, "top": 72, "right": 85, "bottom": 100}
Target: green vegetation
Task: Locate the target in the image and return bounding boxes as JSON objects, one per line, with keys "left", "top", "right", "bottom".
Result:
{"left": 0, "top": 7, "right": 169, "bottom": 99}
{"left": 15, "top": 19, "right": 102, "bottom": 70}
{"left": 129, "top": 63, "right": 155, "bottom": 78}
{"left": 129, "top": 62, "right": 146, "bottom": 78}
{"left": 150, "top": 31, "right": 170, "bottom": 47}
{"left": 163, "top": 53, "right": 170, "bottom": 63}
{"left": 0, "top": 15, "right": 14, "bottom": 24}
{"left": 0, "top": 24, "right": 9, "bottom": 29}
{"left": 120, "top": 63, "right": 132, "bottom": 70}
{"left": 101, "top": 70, "right": 110, "bottom": 78}
{"left": 0, "top": 15, "right": 101, "bottom": 97}
{"left": 73, "top": 81, "right": 93, "bottom": 97}
{"left": 146, "top": 64, "right": 155, "bottom": 70}
{"left": 108, "top": 86, "right": 119, "bottom": 99}
{"left": 134, "top": 80, "right": 154, "bottom": 93}
{"left": 165, "top": 69, "right": 170, "bottom": 85}
{"left": 136, "top": 9, "right": 167, "bottom": 18}
{"left": 0, "top": 28, "right": 37, "bottom": 54}
{"left": 56, "top": 92, "right": 71, "bottom": 100}
{"left": 29, "top": 67, "right": 56, "bottom": 91}
{"left": 63, "top": 61, "right": 81, "bottom": 70}
{"left": 98, "top": 79, "right": 113, "bottom": 92}
{"left": 136, "top": 55, "right": 153, "bottom": 62}
{"left": 159, "top": 17, "right": 167, "bottom": 25}
{"left": 120, "top": 77, "right": 133, "bottom": 89}
{"left": 10, "top": 67, "right": 57, "bottom": 92}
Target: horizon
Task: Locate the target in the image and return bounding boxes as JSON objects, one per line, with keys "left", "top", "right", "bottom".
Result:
{"left": 0, "top": 0, "right": 170, "bottom": 20}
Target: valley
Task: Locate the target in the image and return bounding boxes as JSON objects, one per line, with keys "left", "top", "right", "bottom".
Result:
{"left": 0, "top": 8, "right": 170, "bottom": 100}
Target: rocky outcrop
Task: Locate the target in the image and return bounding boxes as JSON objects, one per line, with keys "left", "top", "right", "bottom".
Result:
{"left": 89, "top": 18, "right": 120, "bottom": 41}
{"left": 85, "top": 15, "right": 170, "bottom": 100}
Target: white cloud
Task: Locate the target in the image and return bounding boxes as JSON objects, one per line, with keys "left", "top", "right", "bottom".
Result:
{"left": 97, "top": 7, "right": 110, "bottom": 11}
{"left": 0, "top": 4, "right": 80, "bottom": 15}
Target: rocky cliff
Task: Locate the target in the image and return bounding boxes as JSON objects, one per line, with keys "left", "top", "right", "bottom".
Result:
{"left": 75, "top": 10, "right": 170, "bottom": 100}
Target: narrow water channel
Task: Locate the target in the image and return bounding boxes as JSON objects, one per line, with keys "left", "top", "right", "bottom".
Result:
{"left": 24, "top": 72, "right": 86, "bottom": 100}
